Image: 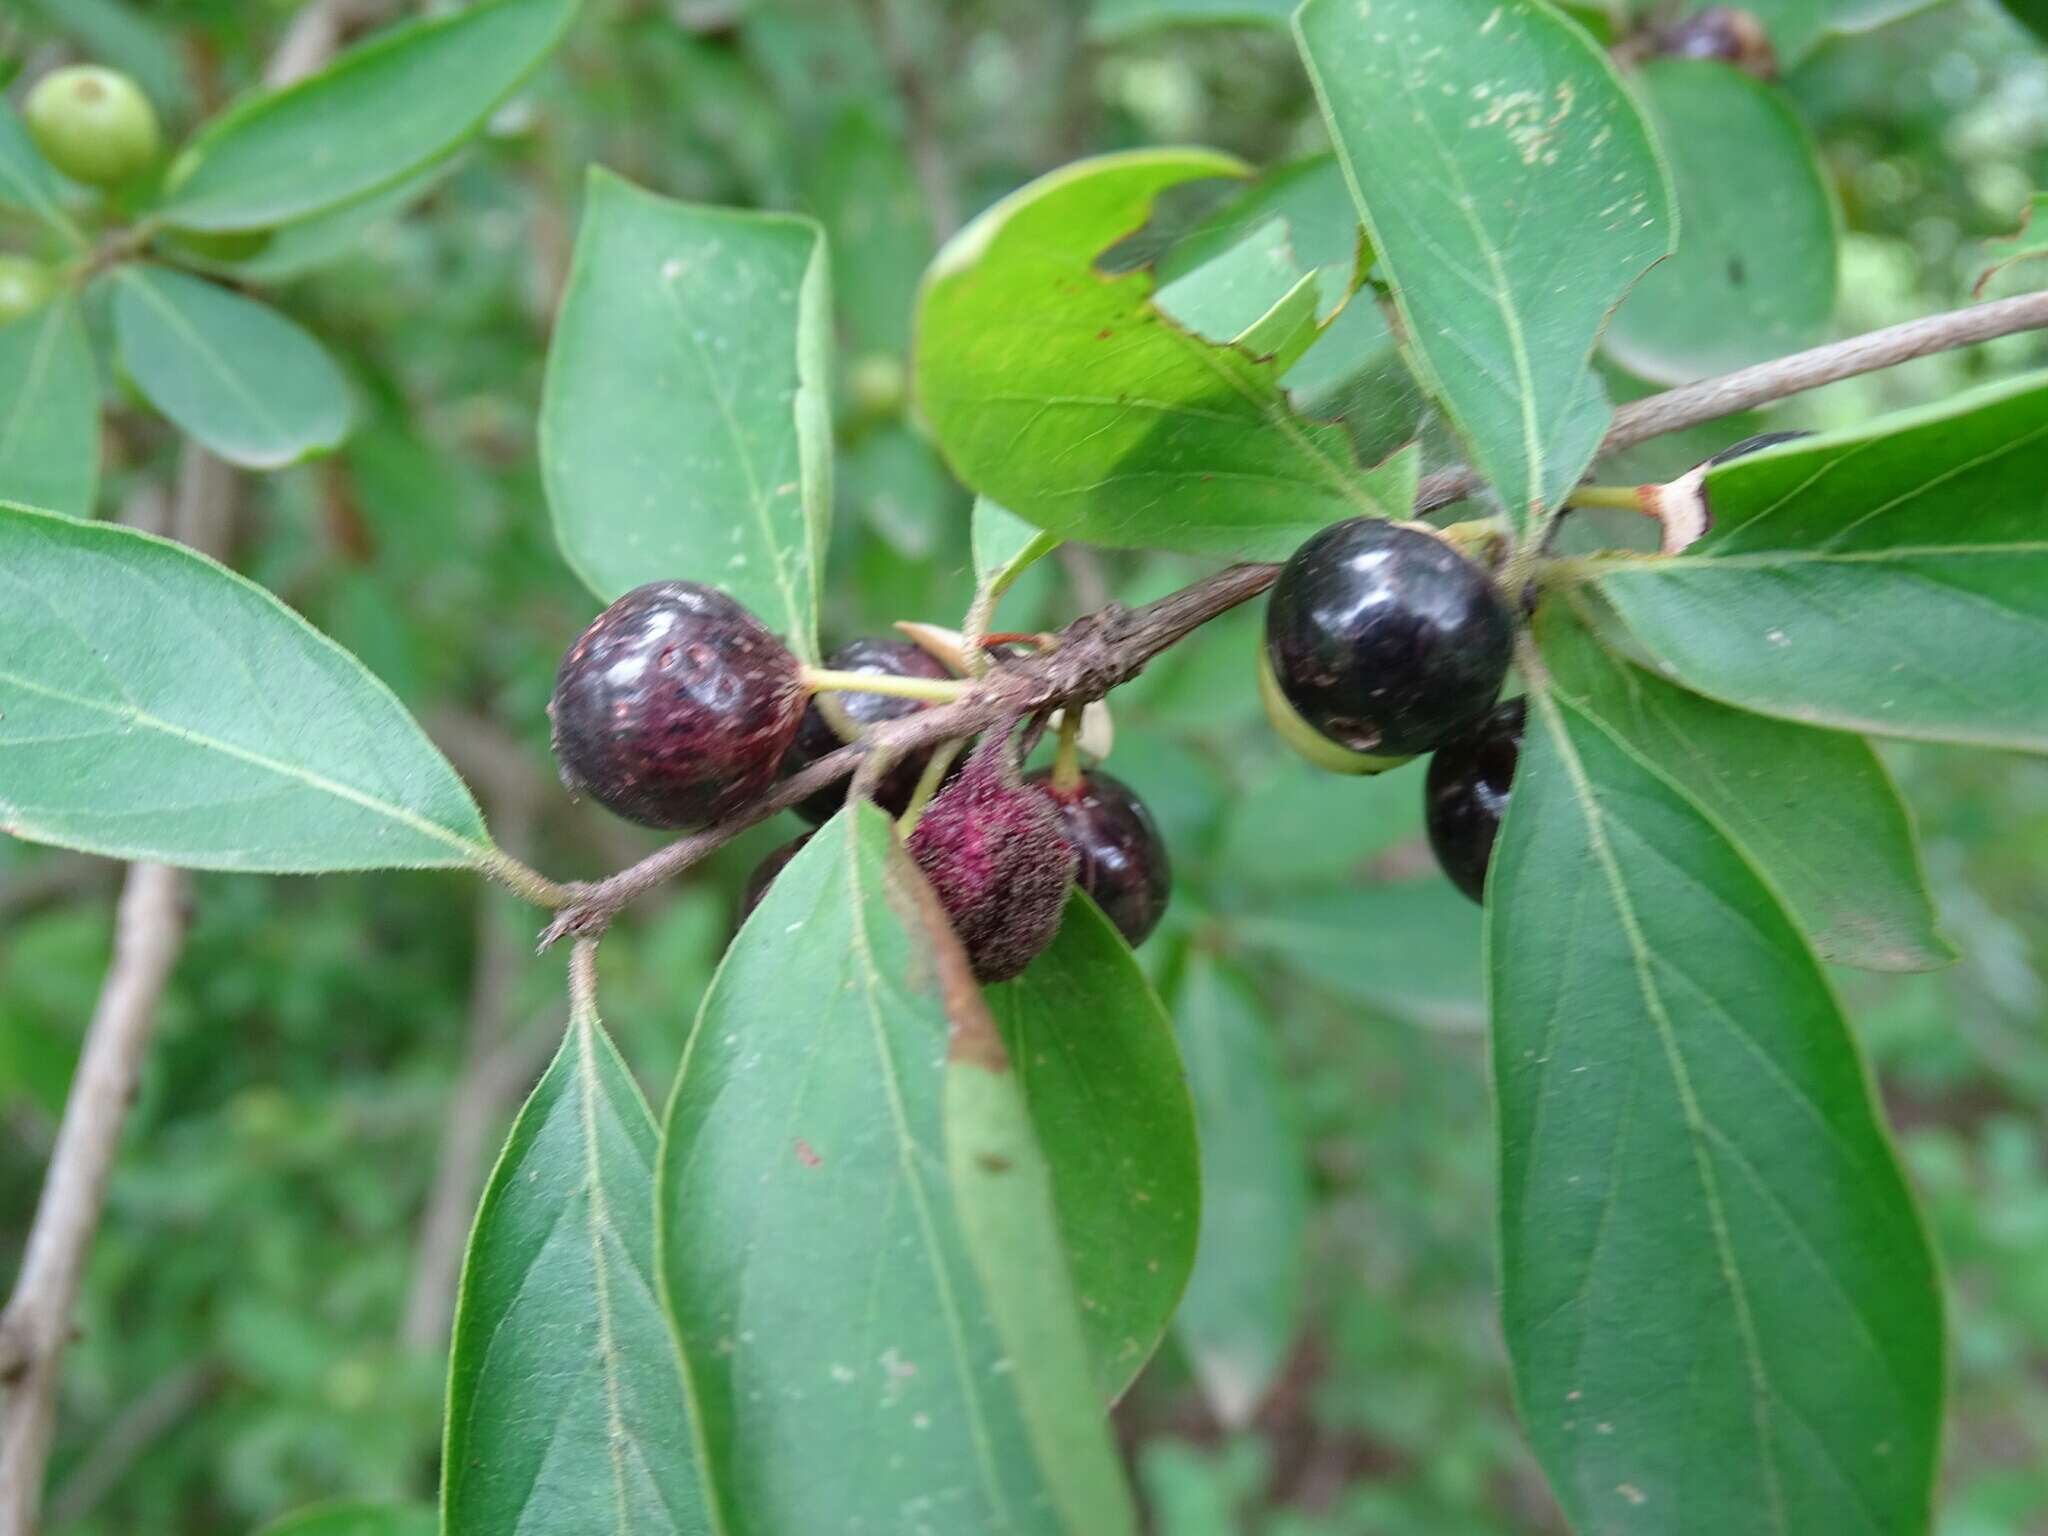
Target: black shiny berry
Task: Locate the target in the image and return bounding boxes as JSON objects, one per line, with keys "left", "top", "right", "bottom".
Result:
{"left": 781, "top": 637, "right": 956, "bottom": 824}
{"left": 739, "top": 834, "right": 812, "bottom": 926}
{"left": 1265, "top": 519, "right": 1512, "bottom": 766}
{"left": 1424, "top": 699, "right": 1526, "bottom": 905}
{"left": 908, "top": 730, "right": 1076, "bottom": 983}
{"left": 549, "top": 581, "right": 806, "bottom": 830}
{"left": 1027, "top": 769, "right": 1171, "bottom": 948}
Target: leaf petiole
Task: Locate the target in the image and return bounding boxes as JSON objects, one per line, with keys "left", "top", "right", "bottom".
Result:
{"left": 801, "top": 666, "right": 970, "bottom": 704}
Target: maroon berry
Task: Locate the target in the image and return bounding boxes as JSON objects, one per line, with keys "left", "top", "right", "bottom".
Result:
{"left": 1424, "top": 699, "right": 1526, "bottom": 904}
{"left": 908, "top": 728, "right": 1077, "bottom": 983}
{"left": 1027, "top": 769, "right": 1171, "bottom": 948}
{"left": 739, "top": 833, "right": 812, "bottom": 925}
{"left": 549, "top": 581, "right": 805, "bottom": 830}
{"left": 782, "top": 637, "right": 957, "bottom": 824}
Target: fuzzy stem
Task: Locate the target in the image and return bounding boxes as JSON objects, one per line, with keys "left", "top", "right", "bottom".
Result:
{"left": 897, "top": 737, "right": 967, "bottom": 836}
{"left": 801, "top": 666, "right": 971, "bottom": 704}
{"left": 1049, "top": 710, "right": 1083, "bottom": 795}
{"left": 1564, "top": 483, "right": 1646, "bottom": 511}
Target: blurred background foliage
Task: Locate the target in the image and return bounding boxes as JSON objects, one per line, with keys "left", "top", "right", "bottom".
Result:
{"left": 3, "top": 0, "right": 2047, "bottom": 1531}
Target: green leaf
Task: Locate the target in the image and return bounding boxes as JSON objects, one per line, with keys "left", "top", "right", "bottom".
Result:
{"left": 1154, "top": 154, "right": 1360, "bottom": 327}
{"left": 1169, "top": 952, "right": 1307, "bottom": 1427}
{"left": 1606, "top": 62, "right": 1837, "bottom": 386}
{"left": 253, "top": 1504, "right": 436, "bottom": 1536}
{"left": 221, "top": 161, "right": 456, "bottom": 284}
{"left": 156, "top": 0, "right": 578, "bottom": 232}
{"left": 1592, "top": 372, "right": 2048, "bottom": 752}
{"left": 0, "top": 301, "right": 98, "bottom": 518}
{"left": 985, "top": 894, "right": 1200, "bottom": 1399}
{"left": 1543, "top": 603, "right": 1950, "bottom": 972}
{"left": 916, "top": 149, "right": 1413, "bottom": 562}
{"left": 1740, "top": 0, "right": 1951, "bottom": 66}
{"left": 658, "top": 809, "right": 1136, "bottom": 1534}
{"left": 1216, "top": 755, "right": 1422, "bottom": 888}
{"left": 0, "top": 504, "right": 491, "bottom": 872}
{"left": 973, "top": 497, "right": 1062, "bottom": 598}
{"left": 111, "top": 266, "right": 350, "bottom": 470}
{"left": 1231, "top": 878, "right": 1484, "bottom": 1030}
{"left": 443, "top": 992, "right": 712, "bottom": 1536}
{"left": 543, "top": 168, "right": 830, "bottom": 656}
{"left": 1088, "top": 0, "right": 1294, "bottom": 36}
{"left": 0, "top": 102, "right": 79, "bottom": 244}
{"left": 1489, "top": 636, "right": 1943, "bottom": 1535}
{"left": 1297, "top": 0, "right": 1674, "bottom": 534}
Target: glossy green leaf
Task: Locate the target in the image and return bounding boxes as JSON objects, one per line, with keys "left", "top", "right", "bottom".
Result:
{"left": 1231, "top": 878, "right": 1484, "bottom": 1030}
{"left": 1593, "top": 373, "right": 2048, "bottom": 752}
{"left": 1155, "top": 154, "right": 1360, "bottom": 327}
{"left": 112, "top": 266, "right": 350, "bottom": 470}
{"left": 1489, "top": 645, "right": 1942, "bottom": 1534}
{"left": 1543, "top": 603, "right": 1949, "bottom": 971}
{"left": 985, "top": 893, "right": 1200, "bottom": 1399}
{"left": 1606, "top": 62, "right": 1837, "bottom": 385}
{"left": 156, "top": 0, "right": 577, "bottom": 232}
{"left": 443, "top": 992, "right": 712, "bottom": 1536}
{"left": 1297, "top": 0, "right": 1674, "bottom": 533}
{"left": 1170, "top": 953, "right": 1307, "bottom": 1427}
{"left": 0, "top": 102, "right": 78, "bottom": 243}
{"left": 658, "top": 808, "right": 1136, "bottom": 1534}
{"left": 0, "top": 301, "right": 98, "bottom": 518}
{"left": 254, "top": 1504, "right": 436, "bottom": 1536}
{"left": 916, "top": 150, "right": 1414, "bottom": 562}
{"left": 0, "top": 504, "right": 491, "bottom": 872}
{"left": 972, "top": 497, "right": 1061, "bottom": 596}
{"left": 543, "top": 169, "right": 830, "bottom": 655}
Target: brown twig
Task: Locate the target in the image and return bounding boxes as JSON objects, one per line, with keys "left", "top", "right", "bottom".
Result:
{"left": 1415, "top": 288, "right": 2048, "bottom": 512}
{"left": 0, "top": 864, "right": 190, "bottom": 1535}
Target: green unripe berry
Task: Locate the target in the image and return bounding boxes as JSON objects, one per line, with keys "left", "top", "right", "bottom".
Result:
{"left": 24, "top": 66, "right": 161, "bottom": 187}
{"left": 0, "top": 255, "right": 53, "bottom": 327}
{"left": 848, "top": 352, "right": 907, "bottom": 418}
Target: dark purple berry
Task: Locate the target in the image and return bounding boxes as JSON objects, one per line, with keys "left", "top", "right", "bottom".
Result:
{"left": 739, "top": 834, "right": 812, "bottom": 926}
{"left": 1265, "top": 519, "right": 1512, "bottom": 764}
{"left": 908, "top": 729, "right": 1076, "bottom": 983}
{"left": 1027, "top": 769, "right": 1171, "bottom": 948}
{"left": 1655, "top": 7, "right": 1777, "bottom": 77}
{"left": 549, "top": 581, "right": 805, "bottom": 830}
{"left": 781, "top": 637, "right": 957, "bottom": 824}
{"left": 1424, "top": 698, "right": 1526, "bottom": 905}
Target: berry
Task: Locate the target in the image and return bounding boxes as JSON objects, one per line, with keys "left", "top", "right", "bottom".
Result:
{"left": 1424, "top": 698, "right": 1526, "bottom": 904}
{"left": 550, "top": 581, "right": 806, "bottom": 830}
{"left": 1264, "top": 518, "right": 1512, "bottom": 768}
{"left": 739, "top": 833, "right": 812, "bottom": 926}
{"left": 908, "top": 729, "right": 1076, "bottom": 983}
{"left": 1655, "top": 7, "right": 1777, "bottom": 78}
{"left": 24, "top": 66, "right": 161, "bottom": 187}
{"left": 781, "top": 637, "right": 957, "bottom": 824}
{"left": 1027, "top": 769, "right": 1171, "bottom": 948}
{"left": 0, "top": 256, "right": 52, "bottom": 327}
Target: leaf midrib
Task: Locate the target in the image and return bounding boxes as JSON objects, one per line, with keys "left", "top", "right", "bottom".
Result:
{"left": 1528, "top": 679, "right": 1790, "bottom": 1534}
{"left": 0, "top": 664, "right": 485, "bottom": 864}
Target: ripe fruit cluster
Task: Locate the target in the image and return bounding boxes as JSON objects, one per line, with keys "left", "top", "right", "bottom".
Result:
{"left": 1262, "top": 517, "right": 1522, "bottom": 903}
{"left": 552, "top": 581, "right": 1172, "bottom": 984}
